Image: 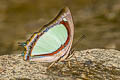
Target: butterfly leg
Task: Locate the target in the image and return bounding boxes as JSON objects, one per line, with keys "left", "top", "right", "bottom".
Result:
{"left": 67, "top": 34, "right": 86, "bottom": 65}
{"left": 47, "top": 57, "right": 62, "bottom": 69}
{"left": 73, "top": 52, "right": 79, "bottom": 65}
{"left": 67, "top": 60, "right": 71, "bottom": 68}
{"left": 64, "top": 50, "right": 75, "bottom": 68}
{"left": 71, "top": 50, "right": 80, "bottom": 65}
{"left": 67, "top": 50, "right": 79, "bottom": 67}
{"left": 47, "top": 61, "right": 56, "bottom": 69}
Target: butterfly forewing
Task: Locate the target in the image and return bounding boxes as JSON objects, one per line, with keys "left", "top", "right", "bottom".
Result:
{"left": 23, "top": 7, "right": 74, "bottom": 62}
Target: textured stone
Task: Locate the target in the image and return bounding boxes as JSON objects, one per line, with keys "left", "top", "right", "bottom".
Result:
{"left": 0, "top": 49, "right": 120, "bottom": 80}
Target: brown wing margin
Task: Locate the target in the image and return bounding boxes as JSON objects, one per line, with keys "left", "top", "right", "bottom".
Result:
{"left": 39, "top": 7, "right": 70, "bottom": 32}
{"left": 25, "top": 7, "right": 70, "bottom": 47}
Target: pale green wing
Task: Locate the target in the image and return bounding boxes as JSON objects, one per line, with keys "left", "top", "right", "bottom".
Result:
{"left": 31, "top": 24, "right": 68, "bottom": 56}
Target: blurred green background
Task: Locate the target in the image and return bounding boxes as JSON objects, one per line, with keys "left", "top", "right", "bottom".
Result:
{"left": 0, "top": 0, "right": 120, "bottom": 55}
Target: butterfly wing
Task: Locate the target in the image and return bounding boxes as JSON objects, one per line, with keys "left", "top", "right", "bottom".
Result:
{"left": 23, "top": 7, "right": 74, "bottom": 62}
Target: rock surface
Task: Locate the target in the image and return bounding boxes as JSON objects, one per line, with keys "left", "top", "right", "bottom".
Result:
{"left": 0, "top": 49, "right": 120, "bottom": 80}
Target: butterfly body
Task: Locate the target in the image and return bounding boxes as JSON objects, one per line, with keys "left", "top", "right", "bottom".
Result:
{"left": 21, "top": 7, "right": 74, "bottom": 62}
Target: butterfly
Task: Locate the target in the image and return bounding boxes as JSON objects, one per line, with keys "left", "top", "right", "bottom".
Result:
{"left": 19, "top": 7, "right": 74, "bottom": 64}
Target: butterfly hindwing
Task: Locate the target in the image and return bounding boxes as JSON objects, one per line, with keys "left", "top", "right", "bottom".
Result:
{"left": 31, "top": 23, "right": 68, "bottom": 55}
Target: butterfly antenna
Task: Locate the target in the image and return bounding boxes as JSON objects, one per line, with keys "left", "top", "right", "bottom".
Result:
{"left": 69, "top": 35, "right": 86, "bottom": 57}
{"left": 72, "top": 35, "right": 86, "bottom": 51}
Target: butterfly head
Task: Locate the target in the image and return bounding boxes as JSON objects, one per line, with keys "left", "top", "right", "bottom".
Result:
{"left": 18, "top": 42, "right": 26, "bottom": 56}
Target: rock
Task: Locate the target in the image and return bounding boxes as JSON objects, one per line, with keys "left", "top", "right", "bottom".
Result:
{"left": 0, "top": 49, "right": 120, "bottom": 80}
{"left": 76, "top": 49, "right": 120, "bottom": 68}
